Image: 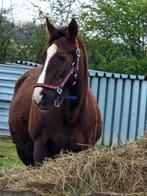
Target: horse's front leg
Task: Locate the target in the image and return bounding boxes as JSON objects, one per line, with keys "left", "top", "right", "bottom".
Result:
{"left": 33, "top": 139, "right": 50, "bottom": 164}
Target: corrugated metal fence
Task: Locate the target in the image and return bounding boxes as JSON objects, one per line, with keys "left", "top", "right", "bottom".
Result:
{"left": 0, "top": 63, "right": 147, "bottom": 146}
{"left": 0, "top": 63, "right": 32, "bottom": 135}
{"left": 89, "top": 70, "right": 147, "bottom": 146}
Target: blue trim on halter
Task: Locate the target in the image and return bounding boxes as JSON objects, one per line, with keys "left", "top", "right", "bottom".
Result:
{"left": 66, "top": 96, "right": 77, "bottom": 100}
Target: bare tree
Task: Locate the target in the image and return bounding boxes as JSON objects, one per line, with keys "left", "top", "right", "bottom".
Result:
{"left": 31, "top": 0, "right": 79, "bottom": 25}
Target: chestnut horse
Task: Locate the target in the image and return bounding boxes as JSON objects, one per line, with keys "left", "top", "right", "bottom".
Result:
{"left": 9, "top": 18, "right": 102, "bottom": 165}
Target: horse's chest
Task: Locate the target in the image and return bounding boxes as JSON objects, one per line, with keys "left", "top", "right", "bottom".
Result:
{"left": 43, "top": 127, "right": 88, "bottom": 155}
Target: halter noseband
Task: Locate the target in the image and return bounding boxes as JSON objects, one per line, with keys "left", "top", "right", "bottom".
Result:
{"left": 33, "top": 40, "right": 80, "bottom": 107}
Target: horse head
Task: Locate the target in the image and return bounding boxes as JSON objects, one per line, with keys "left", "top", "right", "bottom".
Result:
{"left": 32, "top": 18, "right": 88, "bottom": 111}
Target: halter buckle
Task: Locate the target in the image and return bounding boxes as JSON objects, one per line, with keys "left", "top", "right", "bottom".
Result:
{"left": 76, "top": 48, "right": 81, "bottom": 57}
{"left": 57, "top": 86, "right": 63, "bottom": 94}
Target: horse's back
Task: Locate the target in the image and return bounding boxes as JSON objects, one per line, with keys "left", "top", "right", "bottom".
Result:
{"left": 9, "top": 67, "right": 41, "bottom": 165}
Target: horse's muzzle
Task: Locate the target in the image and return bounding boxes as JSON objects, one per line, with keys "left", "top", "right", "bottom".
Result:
{"left": 33, "top": 92, "right": 55, "bottom": 111}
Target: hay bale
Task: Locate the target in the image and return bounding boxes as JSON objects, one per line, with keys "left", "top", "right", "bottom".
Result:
{"left": 0, "top": 134, "right": 147, "bottom": 195}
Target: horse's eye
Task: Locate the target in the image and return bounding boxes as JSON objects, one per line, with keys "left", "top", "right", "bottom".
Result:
{"left": 59, "top": 55, "right": 66, "bottom": 64}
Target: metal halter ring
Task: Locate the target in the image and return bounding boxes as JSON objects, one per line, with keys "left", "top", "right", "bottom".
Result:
{"left": 54, "top": 95, "right": 64, "bottom": 107}
{"left": 57, "top": 86, "right": 63, "bottom": 94}
{"left": 54, "top": 99, "right": 61, "bottom": 107}
{"left": 76, "top": 48, "right": 81, "bottom": 57}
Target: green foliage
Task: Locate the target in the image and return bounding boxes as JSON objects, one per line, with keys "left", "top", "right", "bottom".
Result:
{"left": 0, "top": 0, "right": 77, "bottom": 64}
{"left": 10, "top": 22, "right": 46, "bottom": 63}
{"left": 104, "top": 54, "right": 147, "bottom": 75}
{"left": 82, "top": 36, "right": 116, "bottom": 71}
{"left": 80, "top": 0, "right": 147, "bottom": 75}
{"left": 1, "top": 0, "right": 147, "bottom": 76}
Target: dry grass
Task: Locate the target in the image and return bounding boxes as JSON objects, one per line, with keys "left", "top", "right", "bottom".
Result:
{"left": 0, "top": 134, "right": 147, "bottom": 195}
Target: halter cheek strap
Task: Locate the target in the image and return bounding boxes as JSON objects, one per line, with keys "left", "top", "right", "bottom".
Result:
{"left": 33, "top": 40, "right": 80, "bottom": 107}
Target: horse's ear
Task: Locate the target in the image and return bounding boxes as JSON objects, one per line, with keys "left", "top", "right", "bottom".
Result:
{"left": 67, "top": 18, "right": 78, "bottom": 40}
{"left": 46, "top": 17, "right": 56, "bottom": 35}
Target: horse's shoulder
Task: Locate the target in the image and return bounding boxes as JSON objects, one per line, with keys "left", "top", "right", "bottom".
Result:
{"left": 14, "top": 67, "right": 41, "bottom": 94}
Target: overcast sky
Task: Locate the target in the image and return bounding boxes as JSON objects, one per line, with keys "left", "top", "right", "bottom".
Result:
{"left": 0, "top": 0, "right": 49, "bottom": 23}
{"left": 0, "top": 0, "right": 86, "bottom": 23}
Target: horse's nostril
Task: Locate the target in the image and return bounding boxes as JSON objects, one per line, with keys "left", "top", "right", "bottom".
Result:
{"left": 40, "top": 92, "right": 48, "bottom": 102}
{"left": 40, "top": 92, "right": 46, "bottom": 97}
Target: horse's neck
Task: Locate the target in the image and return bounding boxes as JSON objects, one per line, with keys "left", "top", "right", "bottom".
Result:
{"left": 63, "top": 40, "right": 89, "bottom": 124}
{"left": 63, "top": 63, "right": 88, "bottom": 124}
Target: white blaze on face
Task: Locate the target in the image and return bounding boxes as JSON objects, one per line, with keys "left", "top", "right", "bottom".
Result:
{"left": 32, "top": 43, "right": 57, "bottom": 104}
